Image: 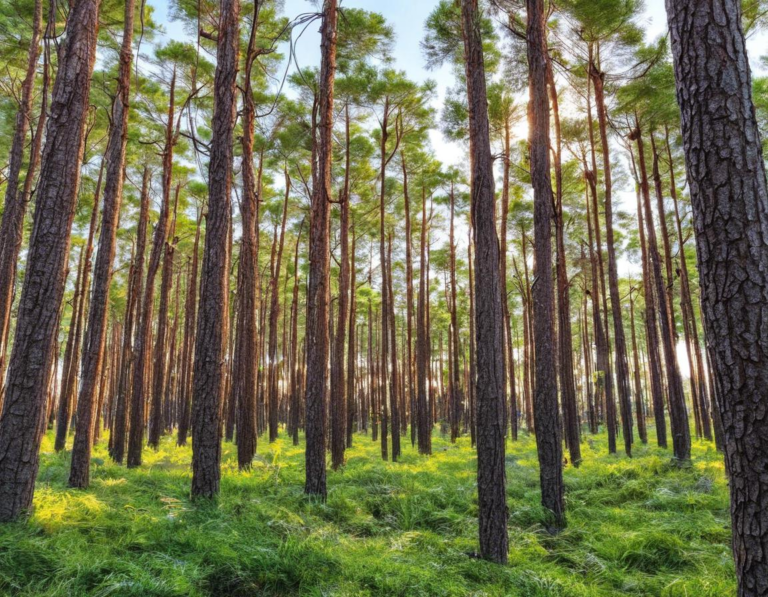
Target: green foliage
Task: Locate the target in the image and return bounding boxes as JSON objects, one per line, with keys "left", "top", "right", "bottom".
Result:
{"left": 0, "top": 430, "right": 734, "bottom": 596}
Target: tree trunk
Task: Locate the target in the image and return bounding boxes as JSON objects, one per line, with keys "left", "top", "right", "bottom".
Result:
{"left": 548, "top": 63, "right": 581, "bottom": 465}
{"left": 190, "top": 0, "right": 239, "bottom": 498}
{"left": 112, "top": 168, "right": 150, "bottom": 462}
{"left": 331, "top": 106, "right": 351, "bottom": 468}
{"left": 416, "top": 185, "right": 431, "bottom": 455}
{"left": 304, "top": 0, "right": 337, "bottom": 499}
{"left": 148, "top": 186, "right": 179, "bottom": 448}
{"left": 526, "top": 0, "right": 565, "bottom": 529}
{"left": 633, "top": 123, "right": 691, "bottom": 461}
{"left": 589, "top": 61, "right": 633, "bottom": 456}
{"left": 666, "top": 0, "right": 768, "bottom": 590}
{"left": 177, "top": 212, "right": 201, "bottom": 447}
{"left": 69, "top": 0, "right": 136, "bottom": 486}
{"left": 0, "top": 0, "right": 44, "bottom": 383}
{"left": 0, "top": 0, "right": 102, "bottom": 521}
{"left": 268, "top": 171, "right": 290, "bottom": 443}
{"left": 461, "top": 0, "right": 509, "bottom": 562}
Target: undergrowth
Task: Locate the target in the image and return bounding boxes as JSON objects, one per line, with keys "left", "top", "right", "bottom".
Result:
{"left": 0, "top": 428, "right": 733, "bottom": 596}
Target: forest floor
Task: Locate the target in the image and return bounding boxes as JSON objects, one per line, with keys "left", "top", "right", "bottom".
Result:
{"left": 0, "top": 428, "right": 733, "bottom": 597}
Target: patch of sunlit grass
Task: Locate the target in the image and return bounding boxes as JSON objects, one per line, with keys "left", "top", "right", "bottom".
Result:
{"left": 0, "top": 425, "right": 736, "bottom": 596}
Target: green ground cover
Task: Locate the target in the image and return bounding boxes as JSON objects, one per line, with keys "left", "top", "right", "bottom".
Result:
{"left": 0, "top": 429, "right": 733, "bottom": 596}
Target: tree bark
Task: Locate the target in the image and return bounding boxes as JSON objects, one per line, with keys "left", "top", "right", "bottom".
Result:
{"left": 633, "top": 123, "right": 691, "bottom": 461}
{"left": 69, "top": 0, "right": 136, "bottom": 486}
{"left": 461, "top": 0, "right": 509, "bottom": 562}
{"left": 0, "top": 0, "right": 44, "bottom": 384}
{"left": 666, "top": 0, "right": 768, "bottom": 591}
{"left": 190, "top": 0, "right": 240, "bottom": 498}
{"left": 0, "top": 0, "right": 102, "bottom": 521}
{"left": 304, "top": 0, "right": 337, "bottom": 499}
{"left": 526, "top": 0, "right": 565, "bottom": 529}
{"left": 331, "top": 106, "right": 351, "bottom": 468}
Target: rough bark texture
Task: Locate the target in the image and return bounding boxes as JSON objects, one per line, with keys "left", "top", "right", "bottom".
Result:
{"left": 461, "top": 0, "right": 509, "bottom": 563}
{"left": 190, "top": 0, "right": 239, "bottom": 498}
{"left": 526, "top": 0, "right": 565, "bottom": 529}
{"left": 304, "top": 0, "right": 337, "bottom": 499}
{"left": 0, "top": 0, "right": 101, "bottom": 521}
{"left": 0, "top": 0, "right": 44, "bottom": 383}
{"left": 666, "top": 0, "right": 768, "bottom": 592}
{"left": 69, "top": 0, "right": 136, "bottom": 487}
{"left": 234, "top": 3, "right": 262, "bottom": 469}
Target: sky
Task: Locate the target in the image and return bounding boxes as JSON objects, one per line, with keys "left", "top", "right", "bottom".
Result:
{"left": 147, "top": 0, "right": 768, "bottom": 378}
{"left": 151, "top": 0, "right": 767, "bottom": 167}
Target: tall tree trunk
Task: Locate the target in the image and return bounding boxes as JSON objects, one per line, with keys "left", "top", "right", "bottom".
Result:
{"left": 666, "top": 0, "right": 768, "bottom": 591}
{"left": 499, "top": 120, "right": 517, "bottom": 442}
{"left": 589, "top": 61, "right": 632, "bottom": 454}
{"left": 127, "top": 68, "right": 178, "bottom": 468}
{"left": 629, "top": 289, "right": 648, "bottom": 444}
{"left": 548, "top": 63, "right": 581, "bottom": 465}
{"left": 346, "top": 230, "right": 357, "bottom": 447}
{"left": 632, "top": 123, "right": 691, "bottom": 461}
{"left": 386, "top": 232, "right": 401, "bottom": 461}
{"left": 69, "top": 0, "right": 136, "bottom": 486}
{"left": 289, "top": 220, "right": 304, "bottom": 446}
{"left": 632, "top": 164, "right": 668, "bottom": 448}
{"left": 268, "top": 171, "right": 290, "bottom": 442}
{"left": 401, "top": 154, "right": 416, "bottom": 447}
{"left": 461, "top": 0, "right": 509, "bottom": 562}
{"left": 331, "top": 106, "right": 351, "bottom": 468}
{"left": 112, "top": 168, "right": 150, "bottom": 462}
{"left": 0, "top": 0, "right": 102, "bottom": 521}
{"left": 416, "top": 185, "right": 431, "bottom": 455}
{"left": 526, "top": 0, "right": 565, "bottom": 529}
{"left": 449, "top": 183, "right": 463, "bottom": 443}
{"left": 304, "top": 0, "right": 337, "bottom": 499}
{"left": 234, "top": 6, "right": 261, "bottom": 468}
{"left": 0, "top": 0, "right": 44, "bottom": 383}
{"left": 177, "top": 212, "right": 201, "bottom": 447}
{"left": 148, "top": 186, "right": 179, "bottom": 448}
{"left": 57, "top": 168, "right": 101, "bottom": 454}
{"left": 665, "top": 128, "right": 713, "bottom": 441}
{"left": 190, "top": 0, "right": 240, "bottom": 498}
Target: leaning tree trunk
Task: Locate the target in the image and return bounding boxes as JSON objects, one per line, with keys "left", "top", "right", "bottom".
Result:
{"left": 69, "top": 0, "right": 136, "bottom": 487}
{"left": 461, "top": 0, "right": 509, "bottom": 563}
{"left": 0, "top": 0, "right": 102, "bottom": 521}
{"left": 0, "top": 0, "right": 44, "bottom": 384}
{"left": 190, "top": 0, "right": 240, "bottom": 499}
{"left": 526, "top": 0, "right": 565, "bottom": 530}
{"left": 666, "top": 0, "right": 768, "bottom": 592}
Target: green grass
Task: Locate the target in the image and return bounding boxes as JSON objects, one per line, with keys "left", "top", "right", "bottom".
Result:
{"left": 0, "top": 428, "right": 734, "bottom": 596}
